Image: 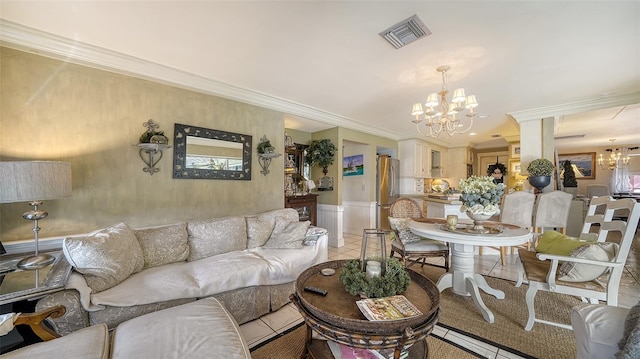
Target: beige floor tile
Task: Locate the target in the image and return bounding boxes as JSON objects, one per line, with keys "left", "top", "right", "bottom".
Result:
{"left": 239, "top": 318, "right": 275, "bottom": 348}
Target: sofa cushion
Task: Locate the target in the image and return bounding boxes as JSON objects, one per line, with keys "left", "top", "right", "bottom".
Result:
{"left": 187, "top": 216, "right": 248, "bottom": 261}
{"left": 63, "top": 223, "right": 144, "bottom": 293}
{"left": 111, "top": 298, "right": 250, "bottom": 359}
{"left": 90, "top": 251, "right": 269, "bottom": 307}
{"left": 134, "top": 222, "right": 189, "bottom": 269}
{"left": 263, "top": 218, "right": 310, "bottom": 249}
{"left": 0, "top": 323, "right": 109, "bottom": 359}
{"left": 558, "top": 242, "right": 618, "bottom": 282}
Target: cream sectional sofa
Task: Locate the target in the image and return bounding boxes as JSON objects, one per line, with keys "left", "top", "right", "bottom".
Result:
{"left": 36, "top": 208, "right": 328, "bottom": 335}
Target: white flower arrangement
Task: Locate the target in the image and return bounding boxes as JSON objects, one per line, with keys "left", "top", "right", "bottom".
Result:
{"left": 458, "top": 176, "right": 505, "bottom": 215}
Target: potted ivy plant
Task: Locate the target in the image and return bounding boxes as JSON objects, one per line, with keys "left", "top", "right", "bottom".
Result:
{"left": 304, "top": 139, "right": 337, "bottom": 175}
{"left": 526, "top": 158, "right": 555, "bottom": 192}
{"left": 562, "top": 159, "right": 578, "bottom": 198}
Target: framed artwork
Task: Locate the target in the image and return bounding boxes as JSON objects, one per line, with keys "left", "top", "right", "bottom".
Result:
{"left": 343, "top": 154, "right": 364, "bottom": 176}
{"left": 510, "top": 143, "right": 521, "bottom": 158}
{"left": 558, "top": 152, "right": 596, "bottom": 179}
{"left": 510, "top": 160, "right": 521, "bottom": 175}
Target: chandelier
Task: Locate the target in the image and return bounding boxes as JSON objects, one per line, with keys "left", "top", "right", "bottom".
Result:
{"left": 411, "top": 65, "right": 479, "bottom": 138}
{"left": 598, "top": 139, "right": 636, "bottom": 170}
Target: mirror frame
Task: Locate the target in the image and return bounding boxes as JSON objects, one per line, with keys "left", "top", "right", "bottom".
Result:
{"left": 173, "top": 123, "right": 252, "bottom": 180}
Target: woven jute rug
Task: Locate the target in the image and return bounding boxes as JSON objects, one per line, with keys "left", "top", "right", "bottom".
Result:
{"left": 251, "top": 265, "right": 578, "bottom": 359}
{"left": 413, "top": 265, "right": 578, "bottom": 359}
{"left": 250, "top": 324, "right": 479, "bottom": 359}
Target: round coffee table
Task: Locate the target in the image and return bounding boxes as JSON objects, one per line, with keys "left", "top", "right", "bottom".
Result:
{"left": 290, "top": 260, "right": 440, "bottom": 359}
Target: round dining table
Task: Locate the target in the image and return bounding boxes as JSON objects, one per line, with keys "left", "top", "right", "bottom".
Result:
{"left": 408, "top": 219, "right": 532, "bottom": 323}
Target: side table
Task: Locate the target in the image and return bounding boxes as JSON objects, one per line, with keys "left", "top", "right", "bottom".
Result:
{"left": 0, "top": 251, "right": 72, "bottom": 306}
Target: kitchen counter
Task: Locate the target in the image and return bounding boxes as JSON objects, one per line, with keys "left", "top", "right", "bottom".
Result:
{"left": 424, "top": 196, "right": 469, "bottom": 220}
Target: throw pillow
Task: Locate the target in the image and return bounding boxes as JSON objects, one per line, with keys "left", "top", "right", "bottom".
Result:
{"left": 187, "top": 216, "right": 248, "bottom": 261}
{"left": 618, "top": 301, "right": 640, "bottom": 358}
{"left": 134, "top": 222, "right": 189, "bottom": 269}
{"left": 263, "top": 217, "right": 310, "bottom": 249}
{"left": 387, "top": 217, "right": 421, "bottom": 244}
{"left": 246, "top": 216, "right": 276, "bottom": 249}
{"left": 303, "top": 226, "right": 328, "bottom": 246}
{"left": 535, "top": 230, "right": 596, "bottom": 256}
{"left": 63, "top": 223, "right": 144, "bottom": 293}
{"left": 557, "top": 242, "right": 618, "bottom": 282}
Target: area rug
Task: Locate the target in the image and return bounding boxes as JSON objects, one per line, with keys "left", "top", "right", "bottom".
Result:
{"left": 251, "top": 323, "right": 480, "bottom": 359}
{"left": 413, "top": 265, "right": 579, "bottom": 358}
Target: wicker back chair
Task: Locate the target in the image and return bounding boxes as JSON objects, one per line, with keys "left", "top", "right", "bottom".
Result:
{"left": 388, "top": 198, "right": 449, "bottom": 270}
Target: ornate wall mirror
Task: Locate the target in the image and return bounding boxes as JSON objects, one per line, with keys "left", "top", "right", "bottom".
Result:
{"left": 173, "top": 123, "right": 252, "bottom": 180}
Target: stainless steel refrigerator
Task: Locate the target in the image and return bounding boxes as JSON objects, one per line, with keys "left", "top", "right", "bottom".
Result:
{"left": 376, "top": 155, "right": 400, "bottom": 230}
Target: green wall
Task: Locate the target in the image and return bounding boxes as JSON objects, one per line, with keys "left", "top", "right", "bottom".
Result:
{"left": 0, "top": 47, "right": 286, "bottom": 242}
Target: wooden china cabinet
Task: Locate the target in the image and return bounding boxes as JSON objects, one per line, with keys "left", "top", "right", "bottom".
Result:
{"left": 284, "top": 143, "right": 318, "bottom": 226}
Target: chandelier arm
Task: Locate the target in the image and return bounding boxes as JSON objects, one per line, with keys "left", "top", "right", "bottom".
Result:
{"left": 415, "top": 122, "right": 436, "bottom": 138}
{"left": 453, "top": 116, "right": 474, "bottom": 134}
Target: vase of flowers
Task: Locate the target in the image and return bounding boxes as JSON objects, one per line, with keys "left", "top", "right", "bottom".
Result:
{"left": 459, "top": 175, "right": 505, "bottom": 233}
{"left": 526, "top": 158, "right": 555, "bottom": 192}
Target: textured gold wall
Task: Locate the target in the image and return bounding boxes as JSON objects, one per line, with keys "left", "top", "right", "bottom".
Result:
{"left": 0, "top": 47, "right": 286, "bottom": 242}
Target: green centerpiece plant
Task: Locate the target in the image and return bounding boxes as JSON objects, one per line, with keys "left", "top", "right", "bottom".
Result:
{"left": 339, "top": 258, "right": 410, "bottom": 298}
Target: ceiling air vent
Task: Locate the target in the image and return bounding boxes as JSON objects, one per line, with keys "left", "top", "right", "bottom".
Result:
{"left": 379, "top": 14, "right": 432, "bottom": 49}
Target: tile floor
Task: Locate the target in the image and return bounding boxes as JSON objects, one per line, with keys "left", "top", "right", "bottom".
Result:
{"left": 241, "top": 231, "right": 640, "bottom": 358}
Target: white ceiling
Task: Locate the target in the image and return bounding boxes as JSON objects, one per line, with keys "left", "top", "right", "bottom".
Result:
{"left": 1, "top": 1, "right": 639, "bottom": 150}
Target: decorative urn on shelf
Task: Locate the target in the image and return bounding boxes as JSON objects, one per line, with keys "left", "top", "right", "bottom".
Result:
{"left": 526, "top": 158, "right": 555, "bottom": 192}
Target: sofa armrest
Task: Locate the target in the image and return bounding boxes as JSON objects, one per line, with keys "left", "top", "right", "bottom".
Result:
{"left": 36, "top": 290, "right": 89, "bottom": 336}
{"left": 14, "top": 305, "right": 66, "bottom": 341}
{"left": 571, "top": 303, "right": 628, "bottom": 359}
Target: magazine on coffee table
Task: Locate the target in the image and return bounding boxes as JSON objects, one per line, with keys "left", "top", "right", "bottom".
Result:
{"left": 356, "top": 295, "right": 422, "bottom": 321}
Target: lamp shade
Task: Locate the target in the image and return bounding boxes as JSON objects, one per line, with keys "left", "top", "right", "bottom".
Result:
{"left": 0, "top": 161, "right": 72, "bottom": 203}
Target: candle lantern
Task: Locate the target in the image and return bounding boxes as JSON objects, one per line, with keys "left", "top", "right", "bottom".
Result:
{"left": 360, "top": 228, "right": 387, "bottom": 277}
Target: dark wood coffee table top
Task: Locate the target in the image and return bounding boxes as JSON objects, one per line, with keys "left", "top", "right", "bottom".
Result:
{"left": 291, "top": 260, "right": 440, "bottom": 358}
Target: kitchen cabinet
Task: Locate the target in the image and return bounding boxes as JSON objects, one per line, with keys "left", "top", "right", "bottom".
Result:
{"left": 284, "top": 194, "right": 318, "bottom": 226}
{"left": 431, "top": 149, "right": 446, "bottom": 178}
{"left": 398, "top": 140, "right": 430, "bottom": 178}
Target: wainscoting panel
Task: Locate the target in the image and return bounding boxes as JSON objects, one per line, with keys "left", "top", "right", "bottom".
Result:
{"left": 342, "top": 201, "right": 376, "bottom": 235}
{"left": 317, "top": 204, "right": 344, "bottom": 247}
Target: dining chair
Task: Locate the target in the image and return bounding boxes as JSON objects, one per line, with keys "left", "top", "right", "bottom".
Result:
{"left": 532, "top": 190, "right": 574, "bottom": 236}
{"left": 388, "top": 197, "right": 449, "bottom": 270}
{"left": 515, "top": 196, "right": 640, "bottom": 331}
{"left": 480, "top": 191, "right": 536, "bottom": 265}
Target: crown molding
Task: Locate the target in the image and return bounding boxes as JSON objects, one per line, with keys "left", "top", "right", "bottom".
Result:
{"left": 0, "top": 20, "right": 400, "bottom": 140}
{"left": 508, "top": 92, "right": 640, "bottom": 123}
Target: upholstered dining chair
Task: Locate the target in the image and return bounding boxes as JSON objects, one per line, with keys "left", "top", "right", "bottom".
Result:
{"left": 532, "top": 190, "right": 574, "bottom": 236}
{"left": 515, "top": 196, "right": 640, "bottom": 331}
{"left": 481, "top": 191, "right": 536, "bottom": 265}
{"left": 388, "top": 197, "right": 449, "bottom": 270}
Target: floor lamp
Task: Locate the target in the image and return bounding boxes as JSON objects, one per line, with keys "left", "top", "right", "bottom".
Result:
{"left": 0, "top": 161, "right": 72, "bottom": 270}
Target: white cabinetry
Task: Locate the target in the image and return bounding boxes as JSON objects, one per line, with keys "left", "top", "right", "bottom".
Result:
{"left": 431, "top": 150, "right": 447, "bottom": 178}
{"left": 398, "top": 140, "right": 430, "bottom": 178}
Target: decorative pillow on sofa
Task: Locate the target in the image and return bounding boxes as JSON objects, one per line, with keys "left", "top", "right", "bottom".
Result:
{"left": 134, "top": 222, "right": 189, "bottom": 269}
{"left": 63, "top": 223, "right": 144, "bottom": 293}
{"left": 246, "top": 208, "right": 299, "bottom": 249}
{"left": 187, "top": 216, "right": 248, "bottom": 261}
{"left": 557, "top": 242, "right": 618, "bottom": 282}
{"left": 388, "top": 217, "right": 421, "bottom": 244}
{"left": 246, "top": 216, "right": 276, "bottom": 249}
{"left": 535, "top": 230, "right": 596, "bottom": 256}
{"left": 263, "top": 217, "right": 310, "bottom": 249}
